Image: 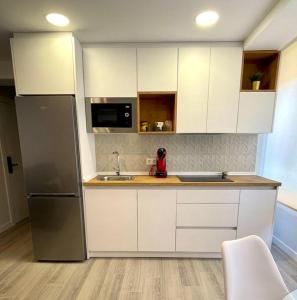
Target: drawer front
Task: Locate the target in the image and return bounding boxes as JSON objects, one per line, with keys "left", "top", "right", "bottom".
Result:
{"left": 177, "top": 204, "right": 238, "bottom": 227}
{"left": 177, "top": 190, "right": 240, "bottom": 204}
{"left": 176, "top": 228, "right": 236, "bottom": 252}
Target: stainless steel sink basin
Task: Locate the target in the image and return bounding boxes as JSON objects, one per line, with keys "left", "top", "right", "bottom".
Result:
{"left": 177, "top": 175, "right": 233, "bottom": 182}
{"left": 97, "top": 175, "right": 135, "bottom": 181}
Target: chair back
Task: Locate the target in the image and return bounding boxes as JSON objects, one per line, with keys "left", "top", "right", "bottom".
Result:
{"left": 222, "top": 235, "right": 289, "bottom": 300}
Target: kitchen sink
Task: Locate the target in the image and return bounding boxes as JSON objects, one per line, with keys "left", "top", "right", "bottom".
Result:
{"left": 97, "top": 175, "right": 135, "bottom": 181}
{"left": 177, "top": 175, "right": 233, "bottom": 182}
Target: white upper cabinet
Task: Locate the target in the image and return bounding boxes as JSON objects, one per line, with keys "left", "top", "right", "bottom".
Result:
{"left": 137, "top": 48, "right": 178, "bottom": 91}
{"left": 11, "top": 33, "right": 75, "bottom": 95}
{"left": 237, "top": 92, "right": 276, "bottom": 133}
{"left": 177, "top": 48, "right": 210, "bottom": 133}
{"left": 83, "top": 47, "right": 137, "bottom": 97}
{"left": 207, "top": 47, "right": 242, "bottom": 133}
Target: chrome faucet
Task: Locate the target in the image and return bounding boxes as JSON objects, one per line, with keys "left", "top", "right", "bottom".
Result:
{"left": 113, "top": 151, "right": 120, "bottom": 176}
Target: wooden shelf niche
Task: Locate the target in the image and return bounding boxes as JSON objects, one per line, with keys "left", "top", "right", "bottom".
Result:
{"left": 138, "top": 92, "right": 176, "bottom": 134}
{"left": 241, "top": 51, "right": 280, "bottom": 91}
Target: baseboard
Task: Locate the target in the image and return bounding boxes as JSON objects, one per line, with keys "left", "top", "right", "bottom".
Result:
{"left": 88, "top": 251, "right": 222, "bottom": 258}
{"left": 273, "top": 235, "right": 297, "bottom": 263}
{"left": 0, "top": 222, "right": 13, "bottom": 234}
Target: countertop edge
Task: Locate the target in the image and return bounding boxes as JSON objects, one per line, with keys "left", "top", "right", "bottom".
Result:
{"left": 83, "top": 175, "right": 281, "bottom": 188}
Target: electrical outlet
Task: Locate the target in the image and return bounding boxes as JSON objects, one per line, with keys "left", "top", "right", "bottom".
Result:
{"left": 146, "top": 158, "right": 156, "bottom": 165}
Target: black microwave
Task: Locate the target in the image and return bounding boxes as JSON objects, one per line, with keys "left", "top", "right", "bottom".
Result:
{"left": 85, "top": 98, "right": 137, "bottom": 133}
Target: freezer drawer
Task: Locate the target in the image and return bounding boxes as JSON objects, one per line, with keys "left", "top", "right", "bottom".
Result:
{"left": 28, "top": 195, "right": 86, "bottom": 261}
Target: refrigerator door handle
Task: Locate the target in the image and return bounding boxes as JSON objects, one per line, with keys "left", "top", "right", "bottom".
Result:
{"left": 28, "top": 193, "right": 77, "bottom": 198}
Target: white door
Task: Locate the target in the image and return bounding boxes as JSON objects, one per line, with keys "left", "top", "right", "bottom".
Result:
{"left": 0, "top": 97, "right": 28, "bottom": 225}
{"left": 177, "top": 48, "right": 210, "bottom": 133}
{"left": 84, "top": 189, "right": 137, "bottom": 252}
{"left": 207, "top": 47, "right": 242, "bottom": 133}
{"left": 83, "top": 47, "right": 137, "bottom": 97}
{"left": 11, "top": 33, "right": 75, "bottom": 95}
{"left": 237, "top": 92, "right": 276, "bottom": 133}
{"left": 138, "top": 189, "right": 177, "bottom": 251}
{"left": 137, "top": 48, "right": 178, "bottom": 91}
{"left": 237, "top": 189, "right": 277, "bottom": 247}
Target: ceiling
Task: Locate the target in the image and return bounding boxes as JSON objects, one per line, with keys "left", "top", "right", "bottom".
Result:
{"left": 0, "top": 0, "right": 279, "bottom": 60}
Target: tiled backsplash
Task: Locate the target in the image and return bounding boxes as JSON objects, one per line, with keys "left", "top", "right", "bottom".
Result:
{"left": 95, "top": 134, "right": 257, "bottom": 173}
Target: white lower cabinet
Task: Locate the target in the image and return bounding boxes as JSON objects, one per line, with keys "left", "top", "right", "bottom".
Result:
{"left": 84, "top": 189, "right": 137, "bottom": 251}
{"left": 176, "top": 229, "right": 237, "bottom": 252}
{"left": 177, "top": 204, "right": 238, "bottom": 227}
{"left": 237, "top": 189, "right": 277, "bottom": 247}
{"left": 138, "top": 190, "right": 176, "bottom": 251}
{"left": 84, "top": 187, "right": 277, "bottom": 256}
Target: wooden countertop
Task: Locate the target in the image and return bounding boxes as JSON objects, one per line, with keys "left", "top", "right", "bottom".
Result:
{"left": 84, "top": 175, "right": 281, "bottom": 188}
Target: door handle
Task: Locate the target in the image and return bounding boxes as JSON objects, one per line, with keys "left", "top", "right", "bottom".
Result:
{"left": 7, "top": 156, "right": 19, "bottom": 174}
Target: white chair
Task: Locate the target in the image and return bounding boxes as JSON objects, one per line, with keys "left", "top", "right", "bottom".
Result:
{"left": 222, "top": 235, "right": 289, "bottom": 300}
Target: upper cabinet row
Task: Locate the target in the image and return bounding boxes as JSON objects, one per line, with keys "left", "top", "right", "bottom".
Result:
{"left": 10, "top": 33, "right": 278, "bottom": 134}
{"left": 83, "top": 46, "right": 275, "bottom": 133}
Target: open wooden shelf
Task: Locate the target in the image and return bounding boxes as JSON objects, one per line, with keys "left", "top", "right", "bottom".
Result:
{"left": 137, "top": 92, "right": 176, "bottom": 134}
{"left": 241, "top": 50, "right": 280, "bottom": 91}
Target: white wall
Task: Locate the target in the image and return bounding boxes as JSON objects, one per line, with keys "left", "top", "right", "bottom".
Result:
{"left": 0, "top": 60, "right": 13, "bottom": 79}
{"left": 261, "top": 39, "right": 297, "bottom": 261}
{"left": 262, "top": 39, "right": 297, "bottom": 191}
{"left": 73, "top": 38, "right": 96, "bottom": 181}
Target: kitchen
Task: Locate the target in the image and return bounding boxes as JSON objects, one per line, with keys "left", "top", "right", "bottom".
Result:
{"left": 0, "top": 0, "right": 297, "bottom": 299}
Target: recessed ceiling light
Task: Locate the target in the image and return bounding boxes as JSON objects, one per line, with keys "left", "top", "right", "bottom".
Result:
{"left": 45, "top": 13, "right": 70, "bottom": 27}
{"left": 195, "top": 11, "right": 219, "bottom": 27}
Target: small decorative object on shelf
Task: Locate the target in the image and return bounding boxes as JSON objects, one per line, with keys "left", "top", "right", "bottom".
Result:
{"left": 155, "top": 122, "right": 164, "bottom": 131}
{"left": 140, "top": 121, "right": 149, "bottom": 132}
{"left": 164, "top": 120, "right": 173, "bottom": 131}
{"left": 249, "top": 72, "right": 264, "bottom": 90}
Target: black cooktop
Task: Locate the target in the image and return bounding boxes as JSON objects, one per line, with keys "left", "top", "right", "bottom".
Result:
{"left": 177, "top": 175, "right": 233, "bottom": 182}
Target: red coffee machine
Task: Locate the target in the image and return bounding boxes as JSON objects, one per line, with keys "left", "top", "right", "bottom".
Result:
{"left": 155, "top": 148, "right": 167, "bottom": 178}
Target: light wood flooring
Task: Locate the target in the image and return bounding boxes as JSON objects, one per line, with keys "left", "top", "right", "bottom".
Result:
{"left": 0, "top": 221, "right": 296, "bottom": 300}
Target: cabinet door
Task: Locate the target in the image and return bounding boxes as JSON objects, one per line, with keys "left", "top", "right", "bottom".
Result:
{"left": 84, "top": 189, "right": 137, "bottom": 252}
{"left": 83, "top": 48, "right": 137, "bottom": 97}
{"left": 177, "top": 48, "right": 210, "bottom": 133}
{"left": 237, "top": 92, "right": 276, "bottom": 133}
{"left": 207, "top": 47, "right": 242, "bottom": 133}
{"left": 11, "top": 33, "right": 75, "bottom": 95}
{"left": 237, "top": 190, "right": 277, "bottom": 247}
{"left": 137, "top": 48, "right": 178, "bottom": 91}
{"left": 138, "top": 190, "right": 176, "bottom": 251}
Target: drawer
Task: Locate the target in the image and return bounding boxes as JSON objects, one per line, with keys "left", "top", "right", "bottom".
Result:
{"left": 176, "top": 228, "right": 236, "bottom": 252}
{"left": 177, "top": 204, "right": 238, "bottom": 227}
{"left": 177, "top": 190, "right": 240, "bottom": 204}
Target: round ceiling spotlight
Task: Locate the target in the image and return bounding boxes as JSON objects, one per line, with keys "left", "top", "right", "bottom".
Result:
{"left": 195, "top": 11, "right": 219, "bottom": 27}
{"left": 45, "top": 13, "right": 70, "bottom": 27}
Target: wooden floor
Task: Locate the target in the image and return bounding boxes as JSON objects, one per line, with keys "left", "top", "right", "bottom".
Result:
{"left": 0, "top": 222, "right": 296, "bottom": 300}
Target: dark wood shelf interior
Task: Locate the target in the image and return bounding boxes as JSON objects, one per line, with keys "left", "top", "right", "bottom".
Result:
{"left": 241, "top": 51, "right": 280, "bottom": 91}
{"left": 138, "top": 92, "right": 176, "bottom": 133}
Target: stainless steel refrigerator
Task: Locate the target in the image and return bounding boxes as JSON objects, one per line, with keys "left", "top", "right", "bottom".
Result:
{"left": 15, "top": 96, "right": 86, "bottom": 261}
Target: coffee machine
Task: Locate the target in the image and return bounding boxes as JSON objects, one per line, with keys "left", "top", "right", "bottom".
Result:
{"left": 155, "top": 148, "right": 167, "bottom": 178}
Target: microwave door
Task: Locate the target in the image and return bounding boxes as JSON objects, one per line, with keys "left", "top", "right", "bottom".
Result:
{"left": 92, "top": 104, "right": 121, "bottom": 128}
{"left": 86, "top": 98, "right": 137, "bottom": 133}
